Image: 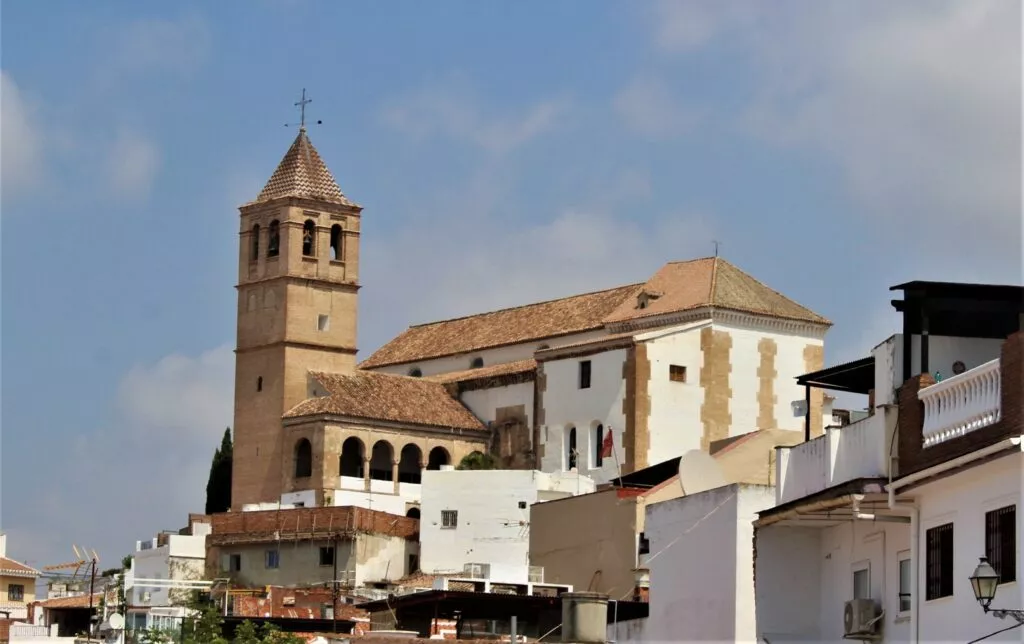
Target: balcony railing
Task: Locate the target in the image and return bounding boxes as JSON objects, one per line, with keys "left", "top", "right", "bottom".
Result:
{"left": 920, "top": 358, "right": 1001, "bottom": 448}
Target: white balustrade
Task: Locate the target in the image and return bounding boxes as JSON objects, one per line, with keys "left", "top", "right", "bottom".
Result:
{"left": 919, "top": 359, "right": 1001, "bottom": 447}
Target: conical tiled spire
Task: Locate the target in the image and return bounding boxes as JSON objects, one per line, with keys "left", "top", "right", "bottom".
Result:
{"left": 255, "top": 129, "right": 355, "bottom": 206}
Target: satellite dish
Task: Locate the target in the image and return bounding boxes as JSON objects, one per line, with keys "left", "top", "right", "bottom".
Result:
{"left": 677, "top": 449, "right": 727, "bottom": 495}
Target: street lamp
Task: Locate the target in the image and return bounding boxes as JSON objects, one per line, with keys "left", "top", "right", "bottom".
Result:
{"left": 969, "top": 557, "right": 1024, "bottom": 624}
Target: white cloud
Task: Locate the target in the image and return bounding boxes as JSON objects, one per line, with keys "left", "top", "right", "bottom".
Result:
{"left": 0, "top": 72, "right": 45, "bottom": 202}
{"left": 646, "top": 0, "right": 1022, "bottom": 274}
{"left": 10, "top": 345, "right": 233, "bottom": 567}
{"left": 381, "top": 79, "right": 570, "bottom": 154}
{"left": 613, "top": 74, "right": 702, "bottom": 139}
{"left": 106, "top": 129, "right": 161, "bottom": 201}
{"left": 95, "top": 15, "right": 210, "bottom": 85}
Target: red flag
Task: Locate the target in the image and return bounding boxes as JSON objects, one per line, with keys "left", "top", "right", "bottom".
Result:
{"left": 601, "top": 426, "right": 615, "bottom": 458}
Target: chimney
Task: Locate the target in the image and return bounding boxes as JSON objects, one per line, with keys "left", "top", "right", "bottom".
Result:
{"left": 561, "top": 591, "right": 609, "bottom": 643}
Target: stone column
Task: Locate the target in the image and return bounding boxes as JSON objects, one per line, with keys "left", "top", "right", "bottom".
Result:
{"left": 392, "top": 460, "right": 400, "bottom": 494}
{"left": 363, "top": 457, "right": 371, "bottom": 492}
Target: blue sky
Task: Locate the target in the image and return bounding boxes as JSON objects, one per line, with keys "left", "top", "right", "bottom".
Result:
{"left": 1, "top": 0, "right": 1020, "bottom": 569}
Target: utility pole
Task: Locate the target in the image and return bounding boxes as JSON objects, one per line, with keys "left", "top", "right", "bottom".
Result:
{"left": 87, "top": 556, "right": 97, "bottom": 639}
{"left": 332, "top": 532, "right": 339, "bottom": 633}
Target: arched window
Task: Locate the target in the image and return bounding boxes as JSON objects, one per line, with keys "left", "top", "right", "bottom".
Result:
{"left": 406, "top": 507, "right": 421, "bottom": 520}
{"left": 566, "top": 427, "right": 577, "bottom": 470}
{"left": 370, "top": 440, "right": 394, "bottom": 481}
{"left": 426, "top": 446, "right": 450, "bottom": 470}
{"left": 256, "top": 376, "right": 263, "bottom": 392}
{"left": 408, "top": 367, "right": 423, "bottom": 378}
{"left": 470, "top": 357, "right": 484, "bottom": 369}
{"left": 340, "top": 437, "right": 364, "bottom": 478}
{"left": 268, "top": 220, "right": 281, "bottom": 257}
{"left": 302, "top": 220, "right": 316, "bottom": 256}
{"left": 593, "top": 424, "right": 604, "bottom": 467}
{"left": 294, "top": 439, "right": 312, "bottom": 478}
{"left": 250, "top": 224, "right": 260, "bottom": 261}
{"left": 399, "top": 444, "right": 423, "bottom": 484}
{"left": 330, "top": 224, "right": 342, "bottom": 261}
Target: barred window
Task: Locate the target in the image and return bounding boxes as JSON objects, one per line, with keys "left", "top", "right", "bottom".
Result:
{"left": 926, "top": 523, "right": 954, "bottom": 600}
{"left": 986, "top": 505, "right": 1016, "bottom": 583}
{"left": 442, "top": 510, "right": 458, "bottom": 529}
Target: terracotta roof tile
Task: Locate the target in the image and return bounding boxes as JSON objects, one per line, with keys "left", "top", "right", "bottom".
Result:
{"left": 285, "top": 371, "right": 486, "bottom": 431}
{"left": 604, "top": 257, "right": 830, "bottom": 326}
{"left": 0, "top": 556, "right": 39, "bottom": 577}
{"left": 534, "top": 330, "right": 637, "bottom": 360}
{"left": 425, "top": 359, "right": 537, "bottom": 384}
{"left": 37, "top": 592, "right": 107, "bottom": 609}
{"left": 254, "top": 130, "right": 355, "bottom": 206}
{"left": 360, "top": 284, "right": 641, "bottom": 368}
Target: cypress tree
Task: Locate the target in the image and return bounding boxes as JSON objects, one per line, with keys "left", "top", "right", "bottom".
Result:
{"left": 204, "top": 427, "right": 233, "bottom": 514}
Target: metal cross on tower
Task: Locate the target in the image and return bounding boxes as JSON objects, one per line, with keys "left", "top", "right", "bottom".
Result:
{"left": 295, "top": 88, "right": 312, "bottom": 129}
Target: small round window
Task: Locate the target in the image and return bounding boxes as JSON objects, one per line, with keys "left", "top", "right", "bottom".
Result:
{"left": 408, "top": 367, "right": 423, "bottom": 378}
{"left": 470, "top": 357, "right": 484, "bottom": 369}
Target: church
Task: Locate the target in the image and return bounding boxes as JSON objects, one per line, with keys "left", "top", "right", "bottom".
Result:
{"left": 230, "top": 125, "right": 833, "bottom": 517}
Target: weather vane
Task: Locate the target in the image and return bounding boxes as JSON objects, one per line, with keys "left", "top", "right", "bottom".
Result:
{"left": 713, "top": 240, "right": 722, "bottom": 257}
{"left": 285, "top": 88, "right": 322, "bottom": 129}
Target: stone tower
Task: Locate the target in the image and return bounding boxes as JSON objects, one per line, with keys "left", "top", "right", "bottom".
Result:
{"left": 231, "top": 127, "right": 362, "bottom": 509}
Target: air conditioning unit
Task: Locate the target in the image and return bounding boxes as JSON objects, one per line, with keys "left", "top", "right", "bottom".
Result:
{"left": 843, "top": 599, "right": 880, "bottom": 638}
{"left": 528, "top": 566, "right": 544, "bottom": 583}
{"left": 463, "top": 563, "right": 491, "bottom": 579}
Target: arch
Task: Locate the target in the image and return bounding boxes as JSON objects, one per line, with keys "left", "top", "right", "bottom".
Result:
{"left": 250, "top": 224, "right": 260, "bottom": 261}
{"left": 294, "top": 438, "right": 312, "bottom": 478}
{"left": 340, "top": 437, "right": 365, "bottom": 478}
{"left": 330, "top": 224, "right": 343, "bottom": 261}
{"left": 370, "top": 440, "right": 394, "bottom": 481}
{"left": 406, "top": 507, "right": 421, "bottom": 520}
{"left": 302, "top": 219, "right": 316, "bottom": 257}
{"left": 408, "top": 367, "right": 423, "bottom": 378}
{"left": 470, "top": 357, "right": 484, "bottom": 369}
{"left": 268, "top": 220, "right": 281, "bottom": 257}
{"left": 426, "top": 446, "right": 450, "bottom": 470}
{"left": 593, "top": 423, "right": 604, "bottom": 468}
{"left": 398, "top": 444, "right": 423, "bottom": 484}
{"left": 565, "top": 426, "right": 577, "bottom": 470}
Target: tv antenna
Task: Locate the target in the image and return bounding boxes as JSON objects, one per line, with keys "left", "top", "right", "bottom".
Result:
{"left": 712, "top": 240, "right": 722, "bottom": 257}
{"left": 284, "top": 88, "right": 323, "bottom": 130}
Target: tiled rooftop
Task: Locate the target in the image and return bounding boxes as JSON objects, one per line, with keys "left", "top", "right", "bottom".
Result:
{"left": 285, "top": 371, "right": 486, "bottom": 431}
{"left": 425, "top": 359, "right": 537, "bottom": 384}
{"left": 360, "top": 284, "right": 641, "bottom": 368}
{"left": 0, "top": 556, "right": 39, "bottom": 578}
{"left": 254, "top": 129, "right": 356, "bottom": 206}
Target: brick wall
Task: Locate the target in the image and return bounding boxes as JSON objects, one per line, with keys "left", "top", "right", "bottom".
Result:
{"left": 898, "top": 331, "right": 1023, "bottom": 476}
{"left": 208, "top": 506, "right": 418, "bottom": 544}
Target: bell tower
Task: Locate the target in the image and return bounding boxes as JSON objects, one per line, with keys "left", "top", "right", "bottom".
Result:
{"left": 231, "top": 113, "right": 362, "bottom": 509}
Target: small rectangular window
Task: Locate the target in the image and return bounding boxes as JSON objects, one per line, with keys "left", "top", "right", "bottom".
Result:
{"left": 442, "top": 510, "right": 458, "bottom": 529}
{"left": 926, "top": 523, "right": 954, "bottom": 600}
{"left": 638, "top": 533, "right": 650, "bottom": 556}
{"left": 317, "top": 314, "right": 330, "bottom": 332}
{"left": 265, "top": 549, "right": 280, "bottom": 569}
{"left": 985, "top": 505, "right": 1016, "bottom": 583}
{"left": 518, "top": 501, "right": 527, "bottom": 509}
{"left": 227, "top": 554, "right": 241, "bottom": 572}
{"left": 407, "top": 554, "right": 419, "bottom": 575}
{"left": 853, "top": 566, "right": 870, "bottom": 600}
{"left": 319, "top": 546, "right": 335, "bottom": 567}
{"left": 579, "top": 360, "right": 592, "bottom": 389}
{"left": 898, "top": 556, "right": 912, "bottom": 612}
{"left": 8, "top": 584, "right": 24, "bottom": 602}
{"left": 669, "top": 365, "right": 687, "bottom": 382}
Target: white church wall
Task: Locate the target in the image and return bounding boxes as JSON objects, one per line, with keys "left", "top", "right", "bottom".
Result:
{"left": 642, "top": 322, "right": 708, "bottom": 464}
{"left": 460, "top": 381, "right": 534, "bottom": 428}
{"left": 538, "top": 348, "right": 628, "bottom": 483}
{"left": 370, "top": 329, "right": 608, "bottom": 377}
{"left": 710, "top": 317, "right": 824, "bottom": 437}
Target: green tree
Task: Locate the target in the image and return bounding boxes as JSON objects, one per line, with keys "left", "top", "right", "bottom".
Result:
{"left": 205, "top": 428, "right": 233, "bottom": 514}
{"left": 231, "top": 621, "right": 261, "bottom": 644}
{"left": 182, "top": 593, "right": 228, "bottom": 644}
{"left": 457, "top": 450, "right": 497, "bottom": 470}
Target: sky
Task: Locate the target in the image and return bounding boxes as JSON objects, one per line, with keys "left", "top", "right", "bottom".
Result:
{"left": 1, "top": 0, "right": 1021, "bottom": 570}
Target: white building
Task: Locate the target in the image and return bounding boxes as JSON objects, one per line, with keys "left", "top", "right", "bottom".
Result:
{"left": 363, "top": 257, "right": 833, "bottom": 484}
{"left": 125, "top": 518, "right": 211, "bottom": 632}
{"left": 419, "top": 468, "right": 595, "bottom": 583}
{"left": 755, "top": 282, "right": 1023, "bottom": 643}
{"left": 609, "top": 482, "right": 777, "bottom": 644}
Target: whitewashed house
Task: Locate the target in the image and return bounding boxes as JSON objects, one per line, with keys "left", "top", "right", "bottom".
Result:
{"left": 419, "top": 468, "right": 595, "bottom": 584}
{"left": 755, "top": 281, "right": 1023, "bottom": 644}
{"left": 125, "top": 517, "right": 211, "bottom": 632}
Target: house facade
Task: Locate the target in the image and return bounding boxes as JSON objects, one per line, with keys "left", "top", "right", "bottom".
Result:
{"left": 419, "top": 468, "right": 594, "bottom": 584}
{"left": 755, "top": 282, "right": 1023, "bottom": 643}
{"left": 0, "top": 533, "right": 39, "bottom": 620}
